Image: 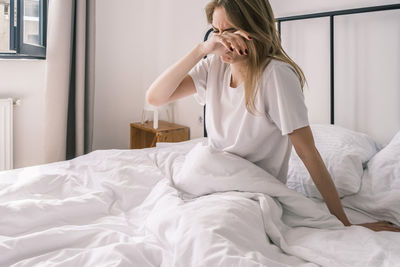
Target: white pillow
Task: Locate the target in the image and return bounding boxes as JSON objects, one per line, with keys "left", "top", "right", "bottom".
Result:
{"left": 286, "top": 124, "right": 381, "bottom": 199}
{"left": 364, "top": 130, "right": 400, "bottom": 191}
{"left": 341, "top": 130, "right": 400, "bottom": 224}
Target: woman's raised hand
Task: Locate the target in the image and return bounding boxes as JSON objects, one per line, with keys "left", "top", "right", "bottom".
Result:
{"left": 201, "top": 30, "right": 252, "bottom": 57}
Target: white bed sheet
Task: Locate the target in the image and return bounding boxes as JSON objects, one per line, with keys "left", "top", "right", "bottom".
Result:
{"left": 0, "top": 139, "right": 398, "bottom": 266}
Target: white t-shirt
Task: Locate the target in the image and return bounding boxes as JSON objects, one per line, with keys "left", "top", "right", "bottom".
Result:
{"left": 188, "top": 55, "right": 309, "bottom": 184}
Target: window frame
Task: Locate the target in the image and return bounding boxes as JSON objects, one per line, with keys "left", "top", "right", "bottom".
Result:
{"left": 0, "top": 0, "right": 48, "bottom": 59}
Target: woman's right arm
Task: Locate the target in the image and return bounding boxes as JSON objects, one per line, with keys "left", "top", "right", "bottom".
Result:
{"left": 146, "top": 29, "right": 250, "bottom": 107}
{"left": 146, "top": 44, "right": 206, "bottom": 107}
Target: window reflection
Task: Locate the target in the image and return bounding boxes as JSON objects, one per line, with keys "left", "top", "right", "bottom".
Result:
{"left": 24, "top": 0, "right": 41, "bottom": 46}
{"left": 0, "top": 0, "right": 11, "bottom": 52}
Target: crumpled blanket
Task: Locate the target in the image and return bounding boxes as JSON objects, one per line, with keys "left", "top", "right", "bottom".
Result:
{"left": 0, "top": 142, "right": 399, "bottom": 267}
{"left": 153, "top": 143, "right": 400, "bottom": 267}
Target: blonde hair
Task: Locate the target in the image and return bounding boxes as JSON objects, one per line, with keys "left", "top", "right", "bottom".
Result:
{"left": 205, "top": 0, "right": 307, "bottom": 115}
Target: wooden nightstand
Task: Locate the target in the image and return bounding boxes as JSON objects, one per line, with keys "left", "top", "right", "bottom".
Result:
{"left": 130, "top": 120, "right": 190, "bottom": 149}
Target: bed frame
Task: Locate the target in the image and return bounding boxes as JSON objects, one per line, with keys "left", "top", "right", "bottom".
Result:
{"left": 202, "top": 3, "right": 400, "bottom": 138}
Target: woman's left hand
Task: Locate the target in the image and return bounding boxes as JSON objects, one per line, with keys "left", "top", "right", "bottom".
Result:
{"left": 353, "top": 221, "right": 400, "bottom": 232}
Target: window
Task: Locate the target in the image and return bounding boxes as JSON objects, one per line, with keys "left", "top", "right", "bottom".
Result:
{"left": 0, "top": 0, "right": 47, "bottom": 59}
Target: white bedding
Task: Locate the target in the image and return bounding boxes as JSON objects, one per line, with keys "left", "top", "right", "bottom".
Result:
{"left": 0, "top": 139, "right": 399, "bottom": 267}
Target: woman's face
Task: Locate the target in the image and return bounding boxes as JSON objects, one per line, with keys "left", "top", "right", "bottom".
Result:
{"left": 212, "top": 7, "right": 247, "bottom": 64}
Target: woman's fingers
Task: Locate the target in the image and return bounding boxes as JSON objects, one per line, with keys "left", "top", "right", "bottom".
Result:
{"left": 209, "top": 30, "right": 252, "bottom": 56}
{"left": 377, "top": 221, "right": 400, "bottom": 228}
{"left": 374, "top": 224, "right": 400, "bottom": 232}
{"left": 380, "top": 221, "right": 400, "bottom": 231}
{"left": 218, "top": 37, "right": 234, "bottom": 52}
{"left": 233, "top": 33, "right": 249, "bottom": 55}
{"left": 379, "top": 225, "right": 400, "bottom": 232}
{"left": 210, "top": 35, "right": 231, "bottom": 53}
{"left": 220, "top": 31, "right": 250, "bottom": 56}
{"left": 227, "top": 37, "right": 245, "bottom": 55}
{"left": 357, "top": 221, "right": 400, "bottom": 232}
{"left": 234, "top": 30, "right": 252, "bottom": 41}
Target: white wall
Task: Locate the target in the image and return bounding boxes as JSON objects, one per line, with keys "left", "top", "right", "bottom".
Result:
{"left": 93, "top": 0, "right": 210, "bottom": 150}
{"left": 92, "top": 0, "right": 400, "bottom": 149}
{"left": 0, "top": 0, "right": 212, "bottom": 168}
{"left": 270, "top": 0, "right": 400, "bottom": 145}
{"left": 0, "top": 59, "right": 47, "bottom": 168}
{"left": 270, "top": 0, "right": 400, "bottom": 17}
{"left": 1, "top": 1, "right": 399, "bottom": 168}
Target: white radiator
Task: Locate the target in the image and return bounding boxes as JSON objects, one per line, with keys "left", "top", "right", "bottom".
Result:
{"left": 0, "top": 98, "right": 13, "bottom": 171}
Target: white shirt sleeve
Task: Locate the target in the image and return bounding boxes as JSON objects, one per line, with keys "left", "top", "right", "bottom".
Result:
{"left": 188, "top": 56, "right": 212, "bottom": 106}
{"left": 264, "top": 63, "right": 309, "bottom": 136}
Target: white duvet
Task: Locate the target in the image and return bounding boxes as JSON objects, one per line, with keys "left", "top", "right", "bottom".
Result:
{"left": 0, "top": 140, "right": 399, "bottom": 267}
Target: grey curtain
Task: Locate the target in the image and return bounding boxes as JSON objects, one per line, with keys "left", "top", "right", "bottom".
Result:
{"left": 66, "top": 0, "right": 96, "bottom": 159}
{"left": 44, "top": 0, "right": 96, "bottom": 163}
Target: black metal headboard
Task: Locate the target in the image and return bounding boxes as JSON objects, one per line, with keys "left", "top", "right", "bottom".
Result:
{"left": 203, "top": 28, "right": 213, "bottom": 138}
{"left": 202, "top": 4, "right": 400, "bottom": 138}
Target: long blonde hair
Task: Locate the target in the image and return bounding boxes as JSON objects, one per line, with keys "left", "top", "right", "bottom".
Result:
{"left": 205, "top": 0, "right": 307, "bottom": 115}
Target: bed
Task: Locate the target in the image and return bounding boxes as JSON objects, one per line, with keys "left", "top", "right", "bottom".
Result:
{"left": 0, "top": 128, "right": 399, "bottom": 266}
{"left": 1, "top": 4, "right": 400, "bottom": 267}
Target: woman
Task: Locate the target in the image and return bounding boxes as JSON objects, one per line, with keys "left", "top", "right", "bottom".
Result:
{"left": 146, "top": 0, "right": 399, "bottom": 232}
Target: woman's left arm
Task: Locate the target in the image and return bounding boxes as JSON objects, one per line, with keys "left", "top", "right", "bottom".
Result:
{"left": 289, "top": 126, "right": 400, "bottom": 232}
{"left": 288, "top": 126, "right": 352, "bottom": 226}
